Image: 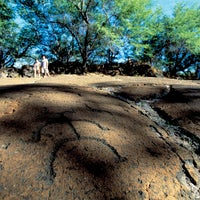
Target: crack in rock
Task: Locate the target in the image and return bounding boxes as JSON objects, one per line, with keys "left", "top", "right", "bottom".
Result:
{"left": 94, "top": 84, "right": 200, "bottom": 198}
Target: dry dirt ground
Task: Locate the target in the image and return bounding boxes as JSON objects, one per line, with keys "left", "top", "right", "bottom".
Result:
{"left": 0, "top": 74, "right": 200, "bottom": 200}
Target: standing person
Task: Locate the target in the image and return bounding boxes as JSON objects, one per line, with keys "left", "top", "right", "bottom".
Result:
{"left": 33, "top": 59, "right": 41, "bottom": 78}
{"left": 41, "top": 55, "right": 50, "bottom": 77}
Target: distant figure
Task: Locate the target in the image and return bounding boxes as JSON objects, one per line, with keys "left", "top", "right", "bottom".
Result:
{"left": 197, "top": 65, "right": 200, "bottom": 80}
{"left": 41, "top": 55, "right": 50, "bottom": 77}
{"left": 33, "top": 59, "right": 41, "bottom": 78}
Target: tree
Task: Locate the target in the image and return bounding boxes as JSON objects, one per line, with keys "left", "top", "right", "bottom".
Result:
{"left": 12, "top": 0, "right": 200, "bottom": 79}
{"left": 129, "top": 1, "right": 200, "bottom": 78}
{"left": 13, "top": 0, "right": 52, "bottom": 59}
{"left": 152, "top": 4, "right": 200, "bottom": 77}
{"left": 50, "top": 0, "right": 118, "bottom": 72}
{"left": 12, "top": 0, "right": 159, "bottom": 73}
{"left": 14, "top": 0, "right": 108, "bottom": 70}
{"left": 165, "top": 3, "right": 200, "bottom": 77}
{"left": 114, "top": 0, "right": 156, "bottom": 61}
{"left": 0, "top": 0, "right": 17, "bottom": 68}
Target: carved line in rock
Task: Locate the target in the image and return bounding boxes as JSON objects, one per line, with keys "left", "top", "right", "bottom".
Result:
{"left": 31, "top": 110, "right": 127, "bottom": 184}
{"left": 85, "top": 104, "right": 113, "bottom": 115}
{"left": 46, "top": 136, "right": 127, "bottom": 184}
{"left": 72, "top": 119, "right": 110, "bottom": 131}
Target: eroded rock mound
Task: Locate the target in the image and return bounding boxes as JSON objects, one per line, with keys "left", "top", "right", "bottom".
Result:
{"left": 0, "top": 76, "right": 199, "bottom": 199}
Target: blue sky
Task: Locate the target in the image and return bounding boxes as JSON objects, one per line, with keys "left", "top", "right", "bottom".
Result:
{"left": 155, "top": 0, "right": 176, "bottom": 15}
{"left": 154, "top": 0, "right": 200, "bottom": 16}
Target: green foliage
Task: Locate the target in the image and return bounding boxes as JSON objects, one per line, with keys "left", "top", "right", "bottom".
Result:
{"left": 51, "top": 0, "right": 122, "bottom": 68}
{"left": 138, "top": 2, "right": 200, "bottom": 78}
{"left": 0, "top": 0, "right": 14, "bottom": 41}
{"left": 114, "top": 0, "right": 156, "bottom": 56}
{"left": 172, "top": 3, "right": 200, "bottom": 54}
{"left": 0, "top": 0, "right": 13, "bottom": 21}
{"left": 1, "top": 0, "right": 199, "bottom": 79}
{"left": 0, "top": 0, "right": 18, "bottom": 68}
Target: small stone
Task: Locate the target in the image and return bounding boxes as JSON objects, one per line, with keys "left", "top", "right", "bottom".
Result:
{"left": 0, "top": 185, "right": 3, "bottom": 192}
{"left": 1, "top": 143, "right": 10, "bottom": 149}
{"left": 138, "top": 178, "right": 143, "bottom": 184}
{"left": 0, "top": 164, "right": 4, "bottom": 170}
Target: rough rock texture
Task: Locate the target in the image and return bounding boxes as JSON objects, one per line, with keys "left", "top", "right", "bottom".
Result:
{"left": 0, "top": 74, "right": 199, "bottom": 200}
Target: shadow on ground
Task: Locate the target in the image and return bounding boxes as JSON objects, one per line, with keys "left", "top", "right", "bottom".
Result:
{"left": 0, "top": 83, "right": 199, "bottom": 199}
